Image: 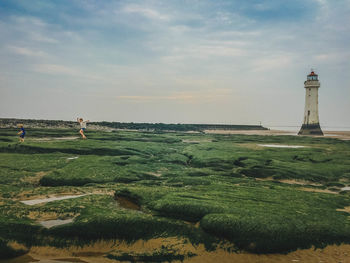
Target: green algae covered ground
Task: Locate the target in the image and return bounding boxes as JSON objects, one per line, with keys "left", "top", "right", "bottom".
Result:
{"left": 1, "top": 128, "right": 350, "bottom": 260}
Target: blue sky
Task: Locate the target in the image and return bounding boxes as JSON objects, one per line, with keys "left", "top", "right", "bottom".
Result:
{"left": 0, "top": 0, "right": 349, "bottom": 129}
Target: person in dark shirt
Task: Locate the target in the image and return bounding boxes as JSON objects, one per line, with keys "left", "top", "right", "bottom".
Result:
{"left": 17, "top": 124, "right": 26, "bottom": 142}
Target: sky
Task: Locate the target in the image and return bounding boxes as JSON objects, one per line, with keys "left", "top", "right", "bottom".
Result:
{"left": 0, "top": 0, "right": 349, "bottom": 129}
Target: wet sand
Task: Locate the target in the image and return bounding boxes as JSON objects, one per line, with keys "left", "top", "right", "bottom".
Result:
{"left": 186, "top": 244, "right": 350, "bottom": 263}
{"left": 205, "top": 129, "right": 295, "bottom": 136}
{"left": 3, "top": 239, "right": 350, "bottom": 263}
{"left": 204, "top": 129, "right": 350, "bottom": 140}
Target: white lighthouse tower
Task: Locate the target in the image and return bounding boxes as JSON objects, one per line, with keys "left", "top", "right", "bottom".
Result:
{"left": 298, "top": 71, "right": 323, "bottom": 135}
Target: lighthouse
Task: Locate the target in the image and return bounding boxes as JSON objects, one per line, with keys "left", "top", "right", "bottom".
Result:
{"left": 298, "top": 71, "right": 323, "bottom": 135}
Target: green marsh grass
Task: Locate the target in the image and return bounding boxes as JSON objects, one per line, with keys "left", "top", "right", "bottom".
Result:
{"left": 1, "top": 128, "right": 350, "bottom": 257}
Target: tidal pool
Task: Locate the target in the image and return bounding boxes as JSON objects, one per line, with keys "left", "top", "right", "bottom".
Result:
{"left": 39, "top": 219, "right": 74, "bottom": 229}
{"left": 115, "top": 196, "right": 141, "bottom": 211}
{"left": 258, "top": 144, "right": 306, "bottom": 148}
{"left": 67, "top": 156, "right": 79, "bottom": 160}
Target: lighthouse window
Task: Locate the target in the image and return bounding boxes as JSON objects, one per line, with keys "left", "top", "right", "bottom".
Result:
{"left": 308, "top": 110, "right": 310, "bottom": 115}
{"left": 307, "top": 75, "right": 318, "bottom": 80}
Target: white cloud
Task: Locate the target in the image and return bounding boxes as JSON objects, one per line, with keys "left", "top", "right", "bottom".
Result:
{"left": 121, "top": 4, "right": 170, "bottom": 21}
{"left": 214, "top": 11, "right": 252, "bottom": 26}
{"left": 161, "top": 41, "right": 248, "bottom": 64}
{"left": 251, "top": 54, "right": 294, "bottom": 72}
{"left": 29, "top": 32, "right": 59, "bottom": 43}
{"left": 314, "top": 53, "right": 338, "bottom": 61}
{"left": 12, "top": 16, "right": 47, "bottom": 27}
{"left": 117, "top": 89, "right": 233, "bottom": 103}
{"left": 0, "top": 16, "right": 59, "bottom": 45}
{"left": 31, "top": 64, "right": 103, "bottom": 82}
{"left": 32, "top": 64, "right": 80, "bottom": 75}
{"left": 7, "top": 46, "right": 49, "bottom": 58}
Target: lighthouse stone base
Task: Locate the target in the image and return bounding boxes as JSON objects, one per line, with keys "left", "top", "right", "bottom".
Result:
{"left": 298, "top": 124, "right": 323, "bottom": 135}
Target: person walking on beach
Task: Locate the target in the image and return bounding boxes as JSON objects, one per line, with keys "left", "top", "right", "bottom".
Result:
{"left": 77, "top": 118, "right": 89, "bottom": 139}
{"left": 17, "top": 124, "right": 26, "bottom": 142}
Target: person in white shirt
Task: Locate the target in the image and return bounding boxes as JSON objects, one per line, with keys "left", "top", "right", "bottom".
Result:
{"left": 77, "top": 117, "right": 89, "bottom": 139}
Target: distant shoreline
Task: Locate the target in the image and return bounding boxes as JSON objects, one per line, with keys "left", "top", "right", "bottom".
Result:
{"left": 0, "top": 118, "right": 267, "bottom": 132}
{"left": 1, "top": 118, "right": 348, "bottom": 139}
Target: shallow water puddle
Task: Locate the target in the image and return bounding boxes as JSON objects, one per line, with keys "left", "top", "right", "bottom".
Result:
{"left": 299, "top": 187, "right": 337, "bottom": 194}
{"left": 67, "top": 156, "right": 79, "bottom": 160}
{"left": 182, "top": 139, "right": 212, "bottom": 143}
{"left": 258, "top": 144, "right": 306, "bottom": 148}
{"left": 147, "top": 171, "right": 162, "bottom": 177}
{"left": 21, "top": 194, "right": 89, "bottom": 206}
{"left": 33, "top": 137, "right": 79, "bottom": 141}
{"left": 39, "top": 219, "right": 74, "bottom": 229}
